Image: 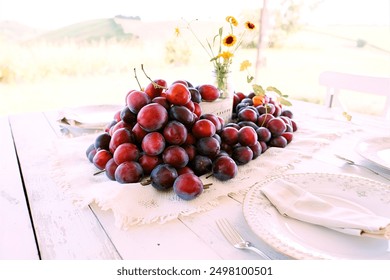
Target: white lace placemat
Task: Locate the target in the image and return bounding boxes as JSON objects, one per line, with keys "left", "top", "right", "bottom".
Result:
{"left": 50, "top": 116, "right": 362, "bottom": 230}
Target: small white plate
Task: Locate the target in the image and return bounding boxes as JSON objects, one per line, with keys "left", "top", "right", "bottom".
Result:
{"left": 243, "top": 173, "right": 390, "bottom": 260}
{"left": 356, "top": 137, "right": 390, "bottom": 170}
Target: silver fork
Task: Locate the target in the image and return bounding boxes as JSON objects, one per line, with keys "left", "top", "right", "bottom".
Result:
{"left": 216, "top": 218, "right": 271, "bottom": 259}
{"left": 335, "top": 154, "right": 390, "bottom": 181}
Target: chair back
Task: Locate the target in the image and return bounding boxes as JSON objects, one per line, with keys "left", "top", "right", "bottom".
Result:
{"left": 319, "top": 71, "right": 390, "bottom": 118}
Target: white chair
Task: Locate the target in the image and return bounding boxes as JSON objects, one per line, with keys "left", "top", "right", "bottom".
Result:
{"left": 319, "top": 71, "right": 390, "bottom": 119}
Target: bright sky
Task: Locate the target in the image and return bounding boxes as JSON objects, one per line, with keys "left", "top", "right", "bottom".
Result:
{"left": 0, "top": 0, "right": 389, "bottom": 29}
{"left": 0, "top": 0, "right": 257, "bottom": 29}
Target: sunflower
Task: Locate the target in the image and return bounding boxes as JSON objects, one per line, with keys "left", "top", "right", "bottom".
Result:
{"left": 223, "top": 34, "right": 237, "bottom": 47}
{"left": 245, "top": 21, "right": 256, "bottom": 30}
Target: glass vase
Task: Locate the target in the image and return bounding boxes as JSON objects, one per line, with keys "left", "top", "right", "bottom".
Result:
{"left": 212, "top": 70, "right": 233, "bottom": 99}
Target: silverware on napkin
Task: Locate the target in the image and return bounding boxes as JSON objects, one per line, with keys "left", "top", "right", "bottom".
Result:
{"left": 335, "top": 154, "right": 390, "bottom": 181}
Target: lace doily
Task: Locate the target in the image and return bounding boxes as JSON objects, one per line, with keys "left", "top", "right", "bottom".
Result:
{"left": 50, "top": 116, "right": 361, "bottom": 230}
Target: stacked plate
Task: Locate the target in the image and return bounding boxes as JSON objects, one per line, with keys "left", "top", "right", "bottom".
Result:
{"left": 57, "top": 105, "right": 121, "bottom": 136}
{"left": 356, "top": 136, "right": 390, "bottom": 171}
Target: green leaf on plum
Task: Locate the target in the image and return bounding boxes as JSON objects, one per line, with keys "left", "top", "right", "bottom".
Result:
{"left": 252, "top": 84, "right": 265, "bottom": 96}
{"left": 266, "top": 86, "right": 292, "bottom": 106}
{"left": 280, "top": 98, "right": 292, "bottom": 106}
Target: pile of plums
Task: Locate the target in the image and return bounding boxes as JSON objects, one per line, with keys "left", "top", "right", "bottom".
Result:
{"left": 85, "top": 78, "right": 297, "bottom": 200}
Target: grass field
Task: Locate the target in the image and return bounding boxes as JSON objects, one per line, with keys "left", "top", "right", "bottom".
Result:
{"left": 1, "top": 20, "right": 389, "bottom": 117}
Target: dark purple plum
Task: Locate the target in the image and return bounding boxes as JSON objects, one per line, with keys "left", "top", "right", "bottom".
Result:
{"left": 113, "top": 143, "right": 140, "bottom": 165}
{"left": 190, "top": 155, "right": 212, "bottom": 176}
{"left": 196, "top": 136, "right": 220, "bottom": 159}
{"left": 137, "top": 103, "right": 168, "bottom": 132}
{"left": 138, "top": 154, "right": 162, "bottom": 175}
{"left": 163, "top": 120, "right": 188, "bottom": 145}
{"left": 269, "top": 135, "right": 288, "bottom": 148}
{"left": 169, "top": 105, "right": 195, "bottom": 126}
{"left": 114, "top": 161, "right": 143, "bottom": 183}
{"left": 173, "top": 173, "right": 203, "bottom": 200}
{"left": 238, "top": 126, "right": 258, "bottom": 146}
{"left": 212, "top": 155, "right": 238, "bottom": 181}
{"left": 94, "top": 133, "right": 111, "bottom": 150}
{"left": 249, "top": 142, "right": 262, "bottom": 159}
{"left": 141, "top": 132, "right": 166, "bottom": 156}
{"left": 105, "top": 158, "right": 118, "bottom": 181}
{"left": 256, "top": 127, "right": 272, "bottom": 142}
{"left": 150, "top": 164, "right": 178, "bottom": 191}
{"left": 126, "top": 90, "right": 151, "bottom": 114}
{"left": 231, "top": 145, "right": 253, "bottom": 165}
{"left": 93, "top": 149, "right": 112, "bottom": 170}
{"left": 266, "top": 118, "right": 287, "bottom": 137}
{"left": 162, "top": 145, "right": 189, "bottom": 169}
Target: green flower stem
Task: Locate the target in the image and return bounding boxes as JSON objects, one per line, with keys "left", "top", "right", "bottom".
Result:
{"left": 214, "top": 68, "right": 230, "bottom": 98}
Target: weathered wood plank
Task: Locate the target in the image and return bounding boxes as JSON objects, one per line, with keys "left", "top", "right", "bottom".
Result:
{"left": 90, "top": 196, "right": 289, "bottom": 260}
{"left": 9, "top": 113, "right": 121, "bottom": 259}
{"left": 90, "top": 204, "right": 222, "bottom": 260}
{"left": 0, "top": 116, "right": 39, "bottom": 259}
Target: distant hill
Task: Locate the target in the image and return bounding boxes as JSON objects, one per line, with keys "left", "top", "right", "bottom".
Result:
{"left": 0, "top": 17, "right": 223, "bottom": 45}
{"left": 0, "top": 20, "right": 45, "bottom": 41}
{"left": 33, "top": 18, "right": 134, "bottom": 43}
{"left": 114, "top": 17, "right": 220, "bottom": 43}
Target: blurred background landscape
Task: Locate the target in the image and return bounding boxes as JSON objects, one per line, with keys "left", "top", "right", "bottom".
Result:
{"left": 1, "top": 0, "right": 389, "bottom": 116}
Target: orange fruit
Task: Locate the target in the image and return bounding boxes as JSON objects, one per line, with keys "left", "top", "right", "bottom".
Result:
{"left": 252, "top": 95, "right": 265, "bottom": 107}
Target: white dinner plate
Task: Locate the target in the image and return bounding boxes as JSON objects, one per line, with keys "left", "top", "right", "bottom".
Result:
{"left": 243, "top": 173, "right": 390, "bottom": 260}
{"left": 57, "top": 104, "right": 122, "bottom": 136}
{"left": 356, "top": 137, "right": 390, "bottom": 171}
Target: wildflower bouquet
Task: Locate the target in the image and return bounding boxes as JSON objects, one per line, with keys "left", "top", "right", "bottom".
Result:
{"left": 185, "top": 16, "right": 256, "bottom": 98}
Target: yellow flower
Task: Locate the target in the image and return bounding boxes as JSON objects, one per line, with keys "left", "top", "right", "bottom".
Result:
{"left": 226, "top": 16, "right": 238, "bottom": 27}
{"left": 240, "top": 60, "right": 252, "bottom": 71}
{"left": 245, "top": 21, "right": 256, "bottom": 30}
{"left": 223, "top": 34, "right": 237, "bottom": 47}
{"left": 174, "top": 27, "right": 180, "bottom": 37}
{"left": 218, "top": 51, "right": 234, "bottom": 61}
{"left": 240, "top": 60, "right": 254, "bottom": 83}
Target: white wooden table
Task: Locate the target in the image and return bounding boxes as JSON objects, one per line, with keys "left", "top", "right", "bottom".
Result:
{"left": 1, "top": 100, "right": 389, "bottom": 260}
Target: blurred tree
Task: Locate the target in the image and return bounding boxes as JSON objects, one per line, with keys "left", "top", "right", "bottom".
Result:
{"left": 254, "top": 0, "right": 324, "bottom": 81}
{"left": 268, "top": 0, "right": 324, "bottom": 48}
